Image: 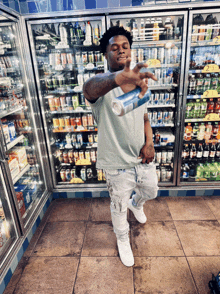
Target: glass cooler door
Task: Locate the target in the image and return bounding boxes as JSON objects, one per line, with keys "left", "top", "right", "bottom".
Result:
{"left": 107, "top": 11, "right": 187, "bottom": 186}
{"left": 179, "top": 9, "right": 220, "bottom": 185}
{"left": 0, "top": 19, "right": 47, "bottom": 230}
{"left": 27, "top": 16, "right": 106, "bottom": 189}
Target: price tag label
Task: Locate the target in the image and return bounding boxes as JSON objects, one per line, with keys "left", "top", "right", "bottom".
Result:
{"left": 146, "top": 59, "right": 161, "bottom": 67}
{"left": 75, "top": 159, "right": 91, "bottom": 166}
{"left": 203, "top": 90, "right": 219, "bottom": 98}
{"left": 204, "top": 113, "right": 220, "bottom": 121}
{"left": 202, "top": 64, "right": 219, "bottom": 73}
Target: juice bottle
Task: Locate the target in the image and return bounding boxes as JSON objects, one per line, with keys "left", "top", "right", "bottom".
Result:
{"left": 204, "top": 122, "right": 212, "bottom": 140}
{"left": 206, "top": 98, "right": 214, "bottom": 114}
{"left": 153, "top": 21, "right": 159, "bottom": 41}
{"left": 212, "top": 122, "right": 219, "bottom": 139}
{"left": 184, "top": 123, "right": 193, "bottom": 141}
{"left": 214, "top": 98, "right": 220, "bottom": 115}
{"left": 197, "top": 123, "right": 205, "bottom": 140}
{"left": 192, "top": 122, "right": 199, "bottom": 139}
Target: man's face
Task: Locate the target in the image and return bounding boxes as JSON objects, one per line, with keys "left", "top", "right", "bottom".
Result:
{"left": 105, "top": 35, "right": 131, "bottom": 72}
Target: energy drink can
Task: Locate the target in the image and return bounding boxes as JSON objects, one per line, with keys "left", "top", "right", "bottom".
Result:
{"left": 91, "top": 150, "right": 96, "bottom": 162}
{"left": 157, "top": 111, "right": 163, "bottom": 124}
{"left": 82, "top": 52, "right": 87, "bottom": 63}
{"left": 85, "top": 150, "right": 91, "bottom": 161}
{"left": 66, "top": 169, "right": 71, "bottom": 181}
{"left": 88, "top": 134, "right": 94, "bottom": 144}
{"left": 159, "top": 91, "right": 165, "bottom": 105}
{"left": 58, "top": 117, "right": 65, "bottom": 129}
{"left": 157, "top": 47, "right": 164, "bottom": 63}
{"left": 81, "top": 167, "right": 86, "bottom": 181}
{"left": 60, "top": 96, "right": 66, "bottom": 110}
{"left": 138, "top": 48, "right": 144, "bottom": 62}
{"left": 60, "top": 169, "right": 66, "bottom": 182}
{"left": 48, "top": 96, "right": 56, "bottom": 111}
{"left": 163, "top": 111, "right": 169, "bottom": 124}
{"left": 77, "top": 74, "right": 84, "bottom": 85}
{"left": 88, "top": 114, "right": 94, "bottom": 126}
{"left": 161, "top": 168, "right": 167, "bottom": 182}
{"left": 53, "top": 118, "right": 59, "bottom": 129}
{"left": 152, "top": 111, "right": 157, "bottom": 125}
{"left": 76, "top": 52, "right": 81, "bottom": 64}
{"left": 151, "top": 48, "right": 157, "bottom": 60}
{"left": 94, "top": 134, "right": 98, "bottom": 143}
{"left": 61, "top": 53, "right": 67, "bottom": 65}
{"left": 156, "top": 151, "right": 161, "bottom": 163}
{"left": 168, "top": 111, "right": 174, "bottom": 123}
{"left": 161, "top": 150, "right": 167, "bottom": 163}
{"left": 64, "top": 117, "right": 71, "bottom": 130}
{"left": 156, "top": 166, "right": 161, "bottom": 182}
{"left": 162, "top": 69, "right": 167, "bottom": 85}
{"left": 54, "top": 97, "right": 61, "bottom": 111}
{"left": 79, "top": 151, "right": 84, "bottom": 160}
{"left": 149, "top": 93, "right": 154, "bottom": 105}
{"left": 154, "top": 92, "right": 159, "bottom": 105}
{"left": 97, "top": 169, "right": 103, "bottom": 181}
{"left": 165, "top": 92, "right": 170, "bottom": 104}
{"left": 147, "top": 111, "right": 152, "bottom": 124}
{"left": 77, "top": 133, "right": 83, "bottom": 145}
{"left": 169, "top": 92, "right": 175, "bottom": 103}
{"left": 144, "top": 48, "right": 151, "bottom": 60}
{"left": 74, "top": 151, "right": 79, "bottom": 162}
{"left": 154, "top": 68, "right": 161, "bottom": 83}
{"left": 87, "top": 168, "right": 93, "bottom": 180}
{"left": 72, "top": 95, "right": 79, "bottom": 110}
{"left": 82, "top": 115, "right": 88, "bottom": 127}
{"left": 88, "top": 51, "right": 94, "bottom": 63}
{"left": 71, "top": 168, "right": 76, "bottom": 179}
{"left": 66, "top": 96, "right": 73, "bottom": 110}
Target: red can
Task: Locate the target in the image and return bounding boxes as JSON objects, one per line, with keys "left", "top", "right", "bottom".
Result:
{"left": 48, "top": 96, "right": 56, "bottom": 111}
{"left": 75, "top": 114, "right": 82, "bottom": 126}
{"left": 70, "top": 117, "right": 76, "bottom": 130}
{"left": 63, "top": 151, "right": 68, "bottom": 163}
{"left": 54, "top": 97, "right": 61, "bottom": 111}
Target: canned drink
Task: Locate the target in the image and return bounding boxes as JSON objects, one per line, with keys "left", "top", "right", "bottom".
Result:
{"left": 88, "top": 51, "right": 94, "bottom": 63}
{"left": 72, "top": 95, "right": 79, "bottom": 110}
{"left": 156, "top": 151, "right": 161, "bottom": 163}
{"left": 46, "top": 77, "right": 53, "bottom": 90}
{"left": 161, "top": 150, "right": 167, "bottom": 163}
{"left": 144, "top": 48, "right": 151, "bottom": 60}
{"left": 81, "top": 167, "right": 86, "bottom": 181}
{"left": 65, "top": 117, "right": 71, "bottom": 130}
{"left": 58, "top": 117, "right": 65, "bottom": 129}
{"left": 154, "top": 92, "right": 159, "bottom": 105}
{"left": 156, "top": 167, "right": 161, "bottom": 182}
{"left": 66, "top": 96, "right": 73, "bottom": 110}
{"left": 97, "top": 169, "right": 103, "bottom": 181}
{"left": 66, "top": 169, "right": 71, "bottom": 181}
{"left": 68, "top": 150, "right": 74, "bottom": 164}
{"left": 94, "top": 51, "right": 99, "bottom": 62}
{"left": 149, "top": 93, "right": 154, "bottom": 105}
{"left": 162, "top": 69, "right": 167, "bottom": 85}
{"left": 70, "top": 118, "right": 75, "bottom": 130}
{"left": 85, "top": 150, "right": 91, "bottom": 161}
{"left": 49, "top": 53, "right": 56, "bottom": 68}
{"left": 57, "top": 75, "right": 65, "bottom": 87}
{"left": 94, "top": 134, "right": 98, "bottom": 143}
{"left": 152, "top": 111, "right": 158, "bottom": 125}
{"left": 151, "top": 48, "right": 157, "bottom": 60}
{"left": 82, "top": 52, "right": 87, "bottom": 63}
{"left": 157, "top": 111, "right": 163, "bottom": 124}
{"left": 164, "top": 92, "right": 170, "bottom": 104}
{"left": 63, "top": 151, "right": 68, "bottom": 163}
{"left": 54, "top": 97, "right": 61, "bottom": 111}
{"left": 167, "top": 68, "right": 173, "bottom": 84}
{"left": 157, "top": 47, "right": 164, "bottom": 63}
{"left": 82, "top": 115, "right": 88, "bottom": 127}
{"left": 55, "top": 53, "right": 61, "bottom": 65}
{"left": 77, "top": 74, "right": 84, "bottom": 85}
{"left": 87, "top": 114, "right": 94, "bottom": 126}
{"left": 67, "top": 53, "right": 73, "bottom": 64}
{"left": 169, "top": 92, "right": 175, "bottom": 104}
{"left": 168, "top": 111, "right": 174, "bottom": 124}
{"left": 52, "top": 76, "right": 58, "bottom": 88}
{"left": 159, "top": 91, "right": 165, "bottom": 105}
{"left": 138, "top": 48, "right": 144, "bottom": 62}
{"left": 53, "top": 118, "right": 59, "bottom": 129}
{"left": 88, "top": 134, "right": 94, "bottom": 144}
{"left": 147, "top": 111, "right": 152, "bottom": 124}
{"left": 72, "top": 134, "right": 77, "bottom": 143}
{"left": 75, "top": 114, "right": 82, "bottom": 126}
{"left": 60, "top": 96, "right": 66, "bottom": 110}
{"left": 77, "top": 133, "right": 83, "bottom": 144}
{"left": 75, "top": 52, "right": 81, "bottom": 64}
{"left": 167, "top": 151, "right": 173, "bottom": 163}
{"left": 60, "top": 169, "right": 66, "bottom": 182}
{"left": 163, "top": 111, "right": 169, "bottom": 124}
{"left": 154, "top": 69, "right": 161, "bottom": 83}
{"left": 165, "top": 49, "right": 171, "bottom": 64}
{"left": 166, "top": 169, "right": 172, "bottom": 181}
{"left": 71, "top": 168, "right": 76, "bottom": 179}
{"left": 87, "top": 168, "right": 93, "bottom": 180}
{"left": 61, "top": 53, "right": 67, "bottom": 65}
{"left": 79, "top": 93, "right": 86, "bottom": 106}
{"left": 58, "top": 150, "right": 63, "bottom": 163}
{"left": 48, "top": 96, "right": 56, "bottom": 111}
{"left": 79, "top": 151, "right": 84, "bottom": 160}
{"left": 74, "top": 151, "right": 79, "bottom": 162}
{"left": 161, "top": 168, "right": 167, "bottom": 182}
{"left": 90, "top": 150, "right": 96, "bottom": 162}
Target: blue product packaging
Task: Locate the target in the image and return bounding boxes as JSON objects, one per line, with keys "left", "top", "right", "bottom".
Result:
{"left": 112, "top": 87, "right": 151, "bottom": 116}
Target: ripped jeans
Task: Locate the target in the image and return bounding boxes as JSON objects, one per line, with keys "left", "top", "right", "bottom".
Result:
{"left": 104, "top": 163, "right": 158, "bottom": 242}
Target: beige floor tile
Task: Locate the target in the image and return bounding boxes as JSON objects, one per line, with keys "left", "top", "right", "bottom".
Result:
{"left": 48, "top": 198, "right": 91, "bottom": 221}
{"left": 175, "top": 220, "right": 220, "bottom": 256}
{"left": 89, "top": 197, "right": 111, "bottom": 221}
{"left": 166, "top": 196, "right": 216, "bottom": 220}
{"left": 131, "top": 221, "right": 184, "bottom": 257}
{"left": 203, "top": 196, "right": 220, "bottom": 219}
{"left": 82, "top": 222, "right": 118, "bottom": 257}
{"left": 133, "top": 257, "right": 197, "bottom": 294}
{"left": 74, "top": 257, "right": 134, "bottom": 294}
{"left": 32, "top": 221, "right": 86, "bottom": 257}
{"left": 13, "top": 257, "right": 79, "bottom": 294}
{"left": 187, "top": 256, "right": 220, "bottom": 294}
{"left": 129, "top": 197, "right": 172, "bottom": 222}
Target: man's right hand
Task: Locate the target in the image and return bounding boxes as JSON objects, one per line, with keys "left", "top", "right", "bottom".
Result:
{"left": 114, "top": 58, "right": 157, "bottom": 98}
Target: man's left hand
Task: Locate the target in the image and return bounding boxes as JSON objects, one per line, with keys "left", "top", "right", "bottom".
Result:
{"left": 138, "top": 143, "right": 155, "bottom": 164}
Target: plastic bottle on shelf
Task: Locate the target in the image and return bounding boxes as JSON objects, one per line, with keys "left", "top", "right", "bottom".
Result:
{"left": 188, "top": 74, "right": 196, "bottom": 95}
{"left": 93, "top": 23, "right": 100, "bottom": 46}
{"left": 211, "top": 73, "right": 219, "bottom": 90}
{"left": 164, "top": 17, "right": 173, "bottom": 40}
{"left": 139, "top": 19, "right": 145, "bottom": 40}
{"left": 83, "top": 21, "right": 92, "bottom": 46}
{"left": 205, "top": 14, "right": 215, "bottom": 41}
{"left": 132, "top": 20, "right": 138, "bottom": 41}
{"left": 184, "top": 123, "right": 193, "bottom": 141}
{"left": 204, "top": 122, "right": 212, "bottom": 140}
{"left": 145, "top": 18, "right": 153, "bottom": 41}
{"left": 206, "top": 98, "right": 215, "bottom": 114}
{"left": 200, "top": 99, "right": 207, "bottom": 117}
{"left": 197, "top": 123, "right": 205, "bottom": 140}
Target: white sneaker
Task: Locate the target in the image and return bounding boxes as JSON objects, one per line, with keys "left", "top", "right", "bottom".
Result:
{"left": 128, "top": 199, "right": 147, "bottom": 224}
{"left": 117, "top": 239, "right": 134, "bottom": 267}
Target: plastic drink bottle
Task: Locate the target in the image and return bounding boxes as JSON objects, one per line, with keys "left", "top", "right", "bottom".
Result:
{"left": 112, "top": 87, "right": 151, "bottom": 116}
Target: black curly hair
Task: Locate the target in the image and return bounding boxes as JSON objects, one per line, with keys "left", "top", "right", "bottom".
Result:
{"left": 99, "top": 26, "right": 133, "bottom": 54}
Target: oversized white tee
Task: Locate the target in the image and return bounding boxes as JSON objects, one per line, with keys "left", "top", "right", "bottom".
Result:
{"left": 90, "top": 86, "right": 148, "bottom": 170}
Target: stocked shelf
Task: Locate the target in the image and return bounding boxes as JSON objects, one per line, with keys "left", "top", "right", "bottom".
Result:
{"left": 6, "top": 135, "right": 24, "bottom": 151}
{"left": 12, "top": 164, "right": 30, "bottom": 185}
{"left": 147, "top": 104, "right": 175, "bottom": 108}
{"left": 132, "top": 40, "right": 182, "bottom": 47}
{"left": 49, "top": 109, "right": 92, "bottom": 114}
{"left": 52, "top": 128, "right": 98, "bottom": 133}
{"left": 0, "top": 106, "right": 24, "bottom": 119}
{"left": 149, "top": 84, "right": 178, "bottom": 90}
{"left": 151, "top": 123, "right": 174, "bottom": 128}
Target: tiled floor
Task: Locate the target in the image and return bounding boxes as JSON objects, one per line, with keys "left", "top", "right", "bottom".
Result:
{"left": 4, "top": 196, "right": 220, "bottom": 294}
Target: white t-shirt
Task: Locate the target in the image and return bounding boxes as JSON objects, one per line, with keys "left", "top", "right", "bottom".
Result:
{"left": 90, "top": 86, "right": 148, "bottom": 169}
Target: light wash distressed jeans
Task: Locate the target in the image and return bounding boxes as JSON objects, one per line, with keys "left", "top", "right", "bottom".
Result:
{"left": 104, "top": 162, "right": 158, "bottom": 242}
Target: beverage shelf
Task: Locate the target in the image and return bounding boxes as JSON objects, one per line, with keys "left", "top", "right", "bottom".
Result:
{"left": 147, "top": 104, "right": 175, "bottom": 108}
{"left": 52, "top": 128, "right": 97, "bottom": 133}
{"left": 189, "top": 69, "right": 220, "bottom": 74}
{"left": 149, "top": 84, "right": 178, "bottom": 90}
{"left": 49, "top": 109, "right": 92, "bottom": 115}
{"left": 191, "top": 40, "right": 220, "bottom": 47}
{"left": 0, "top": 106, "right": 24, "bottom": 119}
{"left": 132, "top": 40, "right": 182, "bottom": 46}
{"left": 6, "top": 135, "right": 24, "bottom": 151}
{"left": 185, "top": 118, "right": 220, "bottom": 122}
{"left": 43, "top": 87, "right": 82, "bottom": 95}
{"left": 187, "top": 95, "right": 220, "bottom": 99}
{"left": 151, "top": 123, "right": 174, "bottom": 128}
{"left": 12, "top": 164, "right": 30, "bottom": 185}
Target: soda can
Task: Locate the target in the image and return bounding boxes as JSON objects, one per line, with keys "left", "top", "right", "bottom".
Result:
{"left": 131, "top": 49, "right": 137, "bottom": 63}
{"left": 97, "top": 169, "right": 103, "bottom": 181}
{"left": 77, "top": 133, "right": 83, "bottom": 144}
{"left": 149, "top": 93, "right": 154, "bottom": 105}
{"left": 147, "top": 111, "right": 152, "bottom": 124}
{"left": 87, "top": 168, "right": 93, "bottom": 180}
{"left": 157, "top": 111, "right": 163, "bottom": 124}
{"left": 60, "top": 169, "right": 66, "bottom": 182}
{"left": 167, "top": 68, "right": 173, "bottom": 84}
{"left": 48, "top": 96, "right": 56, "bottom": 111}
{"left": 156, "top": 167, "right": 161, "bottom": 182}
{"left": 53, "top": 118, "right": 59, "bottom": 129}
{"left": 88, "top": 51, "right": 94, "bottom": 63}
{"left": 164, "top": 92, "right": 170, "bottom": 104}
{"left": 66, "top": 169, "right": 71, "bottom": 181}
{"left": 70, "top": 118, "right": 76, "bottom": 130}
{"left": 152, "top": 48, "right": 157, "bottom": 60}
{"left": 82, "top": 115, "right": 88, "bottom": 127}
{"left": 169, "top": 92, "right": 175, "bottom": 104}
{"left": 138, "top": 48, "right": 144, "bottom": 62}
{"left": 165, "top": 49, "right": 171, "bottom": 64}
{"left": 156, "top": 151, "right": 161, "bottom": 163}
{"left": 81, "top": 167, "right": 86, "bottom": 181}
{"left": 88, "top": 134, "right": 94, "bottom": 144}
{"left": 75, "top": 114, "right": 82, "bottom": 126}
{"left": 162, "top": 69, "right": 167, "bottom": 85}
{"left": 71, "top": 168, "right": 76, "bottom": 179}
{"left": 161, "top": 168, "right": 167, "bottom": 182}
{"left": 94, "top": 134, "right": 98, "bottom": 143}
{"left": 82, "top": 52, "right": 87, "bottom": 63}
{"left": 88, "top": 114, "right": 94, "bottom": 126}
{"left": 159, "top": 91, "right": 165, "bottom": 105}
{"left": 157, "top": 47, "right": 164, "bottom": 63}
{"left": 152, "top": 111, "right": 158, "bottom": 125}
{"left": 85, "top": 150, "right": 91, "bottom": 161}
{"left": 55, "top": 53, "right": 61, "bottom": 65}
{"left": 72, "top": 95, "right": 79, "bottom": 110}
{"left": 66, "top": 96, "right": 73, "bottom": 110}
{"left": 49, "top": 53, "right": 56, "bottom": 68}
{"left": 63, "top": 151, "right": 68, "bottom": 163}
{"left": 54, "top": 97, "right": 61, "bottom": 111}
{"left": 64, "top": 117, "right": 71, "bottom": 130}
{"left": 168, "top": 111, "right": 174, "bottom": 123}
{"left": 68, "top": 150, "right": 74, "bottom": 164}
{"left": 79, "top": 151, "right": 84, "bottom": 160}
{"left": 74, "top": 151, "right": 79, "bottom": 162}
{"left": 154, "top": 69, "right": 161, "bottom": 83}
{"left": 90, "top": 150, "right": 96, "bottom": 162}
{"left": 154, "top": 92, "right": 159, "bottom": 105}
{"left": 77, "top": 74, "right": 84, "bottom": 85}
{"left": 75, "top": 52, "right": 81, "bottom": 64}
{"left": 61, "top": 53, "right": 67, "bottom": 65}
{"left": 67, "top": 53, "right": 73, "bottom": 64}
{"left": 58, "top": 117, "right": 65, "bottom": 129}
{"left": 163, "top": 111, "right": 169, "bottom": 124}
{"left": 161, "top": 150, "right": 167, "bottom": 163}
{"left": 60, "top": 96, "right": 66, "bottom": 110}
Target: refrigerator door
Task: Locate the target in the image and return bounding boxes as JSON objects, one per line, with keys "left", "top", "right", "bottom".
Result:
{"left": 27, "top": 16, "right": 107, "bottom": 189}
{"left": 179, "top": 9, "right": 220, "bottom": 186}
{"left": 107, "top": 12, "right": 187, "bottom": 186}
{"left": 0, "top": 16, "right": 48, "bottom": 231}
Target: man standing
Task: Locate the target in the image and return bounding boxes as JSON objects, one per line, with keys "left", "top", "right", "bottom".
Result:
{"left": 83, "top": 26, "right": 158, "bottom": 267}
